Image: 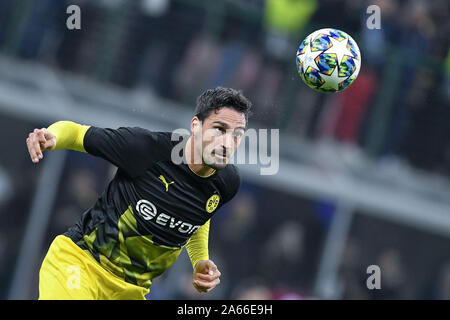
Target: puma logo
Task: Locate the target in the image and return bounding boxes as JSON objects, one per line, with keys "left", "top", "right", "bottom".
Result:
{"left": 159, "top": 175, "right": 175, "bottom": 192}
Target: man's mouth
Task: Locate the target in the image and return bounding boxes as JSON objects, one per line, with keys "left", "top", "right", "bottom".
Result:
{"left": 213, "top": 150, "right": 227, "bottom": 160}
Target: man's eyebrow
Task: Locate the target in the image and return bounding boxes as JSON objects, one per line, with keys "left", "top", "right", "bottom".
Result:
{"left": 212, "top": 121, "right": 229, "bottom": 127}
{"left": 212, "top": 121, "right": 246, "bottom": 131}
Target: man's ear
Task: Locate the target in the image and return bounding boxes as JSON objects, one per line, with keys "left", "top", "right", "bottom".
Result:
{"left": 191, "top": 116, "right": 201, "bottom": 134}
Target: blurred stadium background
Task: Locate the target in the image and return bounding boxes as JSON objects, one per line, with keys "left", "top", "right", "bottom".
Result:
{"left": 0, "top": 0, "right": 449, "bottom": 300}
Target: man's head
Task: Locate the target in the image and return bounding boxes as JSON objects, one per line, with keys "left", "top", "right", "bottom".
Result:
{"left": 190, "top": 87, "right": 252, "bottom": 170}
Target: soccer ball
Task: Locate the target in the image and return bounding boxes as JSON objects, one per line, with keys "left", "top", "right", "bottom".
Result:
{"left": 296, "top": 28, "right": 361, "bottom": 93}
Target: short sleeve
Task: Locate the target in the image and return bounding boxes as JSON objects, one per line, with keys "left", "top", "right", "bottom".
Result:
{"left": 83, "top": 126, "right": 169, "bottom": 177}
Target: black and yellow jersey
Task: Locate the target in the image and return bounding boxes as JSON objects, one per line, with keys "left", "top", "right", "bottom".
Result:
{"left": 61, "top": 126, "right": 241, "bottom": 288}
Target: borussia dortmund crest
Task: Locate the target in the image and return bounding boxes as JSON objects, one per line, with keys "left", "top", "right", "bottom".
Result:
{"left": 206, "top": 194, "right": 220, "bottom": 213}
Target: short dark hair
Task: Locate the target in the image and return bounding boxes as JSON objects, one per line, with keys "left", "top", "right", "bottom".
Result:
{"left": 195, "top": 87, "right": 252, "bottom": 126}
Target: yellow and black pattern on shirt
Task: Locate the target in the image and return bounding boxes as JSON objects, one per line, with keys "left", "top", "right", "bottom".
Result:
{"left": 76, "top": 206, "right": 182, "bottom": 288}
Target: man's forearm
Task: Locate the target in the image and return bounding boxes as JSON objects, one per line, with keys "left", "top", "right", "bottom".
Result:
{"left": 185, "top": 220, "right": 210, "bottom": 269}
{"left": 47, "top": 121, "right": 90, "bottom": 152}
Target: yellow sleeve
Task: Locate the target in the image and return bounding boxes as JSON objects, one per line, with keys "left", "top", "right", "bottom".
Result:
{"left": 47, "top": 121, "right": 90, "bottom": 153}
{"left": 185, "top": 220, "right": 210, "bottom": 269}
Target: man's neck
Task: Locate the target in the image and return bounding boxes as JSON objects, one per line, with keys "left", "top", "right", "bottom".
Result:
{"left": 185, "top": 136, "right": 216, "bottom": 178}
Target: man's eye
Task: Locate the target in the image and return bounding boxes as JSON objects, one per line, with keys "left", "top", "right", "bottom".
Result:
{"left": 234, "top": 131, "right": 244, "bottom": 138}
{"left": 215, "top": 127, "right": 225, "bottom": 134}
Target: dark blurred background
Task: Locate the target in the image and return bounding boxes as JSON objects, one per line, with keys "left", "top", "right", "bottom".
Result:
{"left": 0, "top": 0, "right": 449, "bottom": 300}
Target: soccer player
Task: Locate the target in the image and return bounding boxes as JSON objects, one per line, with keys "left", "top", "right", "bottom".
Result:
{"left": 25, "top": 87, "right": 252, "bottom": 300}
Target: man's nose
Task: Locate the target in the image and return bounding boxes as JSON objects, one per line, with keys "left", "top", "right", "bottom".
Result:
{"left": 222, "top": 132, "right": 235, "bottom": 150}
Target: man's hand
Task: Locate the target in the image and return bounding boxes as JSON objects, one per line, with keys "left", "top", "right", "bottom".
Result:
{"left": 26, "top": 128, "right": 56, "bottom": 164}
{"left": 192, "top": 260, "right": 221, "bottom": 293}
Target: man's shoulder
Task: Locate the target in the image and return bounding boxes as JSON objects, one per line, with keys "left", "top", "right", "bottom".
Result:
{"left": 216, "top": 164, "right": 241, "bottom": 202}
{"left": 130, "top": 128, "right": 173, "bottom": 140}
{"left": 221, "top": 164, "right": 240, "bottom": 180}
{"left": 130, "top": 128, "right": 175, "bottom": 149}
{"left": 116, "top": 128, "right": 176, "bottom": 163}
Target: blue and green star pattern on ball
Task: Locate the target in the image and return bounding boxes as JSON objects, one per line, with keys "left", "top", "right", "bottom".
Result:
{"left": 296, "top": 28, "right": 361, "bottom": 93}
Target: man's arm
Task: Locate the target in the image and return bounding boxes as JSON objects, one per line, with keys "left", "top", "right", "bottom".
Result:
{"left": 185, "top": 220, "right": 221, "bottom": 293}
{"left": 26, "top": 121, "right": 167, "bottom": 177}
{"left": 48, "top": 121, "right": 90, "bottom": 152}
{"left": 26, "top": 121, "right": 90, "bottom": 163}
{"left": 185, "top": 219, "right": 210, "bottom": 268}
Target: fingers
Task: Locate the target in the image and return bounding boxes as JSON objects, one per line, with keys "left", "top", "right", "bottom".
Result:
{"left": 196, "top": 270, "right": 221, "bottom": 282}
{"left": 192, "top": 260, "right": 221, "bottom": 293}
{"left": 208, "top": 261, "right": 218, "bottom": 270}
{"left": 42, "top": 128, "right": 53, "bottom": 140}
{"left": 193, "top": 277, "right": 221, "bottom": 293}
{"left": 204, "top": 260, "right": 218, "bottom": 273}
{"left": 192, "top": 280, "right": 206, "bottom": 293}
{"left": 26, "top": 134, "right": 40, "bottom": 163}
{"left": 194, "top": 278, "right": 220, "bottom": 289}
{"left": 193, "top": 264, "right": 221, "bottom": 293}
{"left": 26, "top": 128, "right": 47, "bottom": 163}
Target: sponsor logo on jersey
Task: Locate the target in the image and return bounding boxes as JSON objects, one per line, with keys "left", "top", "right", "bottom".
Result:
{"left": 135, "top": 199, "right": 200, "bottom": 235}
